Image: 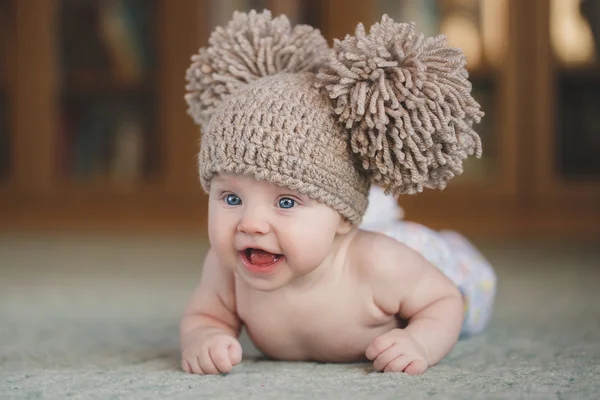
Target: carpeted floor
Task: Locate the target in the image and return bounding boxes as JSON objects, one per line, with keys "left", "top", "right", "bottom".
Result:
{"left": 0, "top": 234, "right": 599, "bottom": 399}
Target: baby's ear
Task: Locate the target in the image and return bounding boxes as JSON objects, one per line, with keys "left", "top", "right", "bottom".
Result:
{"left": 336, "top": 216, "right": 354, "bottom": 235}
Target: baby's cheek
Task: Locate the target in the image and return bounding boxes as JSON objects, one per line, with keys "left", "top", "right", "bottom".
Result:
{"left": 207, "top": 229, "right": 234, "bottom": 262}
{"left": 289, "top": 234, "right": 333, "bottom": 267}
{"left": 281, "top": 213, "right": 338, "bottom": 267}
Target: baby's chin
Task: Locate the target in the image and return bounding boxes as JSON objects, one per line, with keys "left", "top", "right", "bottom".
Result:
{"left": 236, "top": 272, "right": 293, "bottom": 292}
{"left": 233, "top": 253, "right": 328, "bottom": 292}
{"left": 235, "top": 263, "right": 295, "bottom": 292}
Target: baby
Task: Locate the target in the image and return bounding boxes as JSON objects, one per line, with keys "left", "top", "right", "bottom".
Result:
{"left": 180, "top": 10, "right": 496, "bottom": 375}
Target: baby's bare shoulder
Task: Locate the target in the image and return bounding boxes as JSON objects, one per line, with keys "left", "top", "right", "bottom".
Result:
{"left": 348, "top": 230, "right": 436, "bottom": 308}
{"left": 349, "top": 229, "right": 429, "bottom": 280}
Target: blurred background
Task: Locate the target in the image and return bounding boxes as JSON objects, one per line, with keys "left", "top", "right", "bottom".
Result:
{"left": 0, "top": 0, "right": 599, "bottom": 239}
{"left": 2, "top": 4, "right": 599, "bottom": 395}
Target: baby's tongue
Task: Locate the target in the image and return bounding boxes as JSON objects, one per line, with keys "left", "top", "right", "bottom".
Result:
{"left": 249, "top": 249, "right": 279, "bottom": 266}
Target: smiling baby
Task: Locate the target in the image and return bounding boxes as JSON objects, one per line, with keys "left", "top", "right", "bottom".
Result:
{"left": 179, "top": 10, "right": 496, "bottom": 375}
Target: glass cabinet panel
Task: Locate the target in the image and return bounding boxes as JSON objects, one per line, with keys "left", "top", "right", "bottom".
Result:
{"left": 0, "top": 0, "right": 13, "bottom": 182}
{"left": 57, "top": 0, "right": 160, "bottom": 186}
{"left": 551, "top": 0, "right": 600, "bottom": 180}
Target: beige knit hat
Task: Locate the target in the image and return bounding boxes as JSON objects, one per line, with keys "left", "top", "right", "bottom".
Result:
{"left": 185, "top": 10, "right": 484, "bottom": 224}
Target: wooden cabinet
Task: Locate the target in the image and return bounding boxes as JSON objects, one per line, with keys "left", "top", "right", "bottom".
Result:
{"left": 0, "top": 0, "right": 13, "bottom": 192}
{"left": 530, "top": 0, "right": 600, "bottom": 207}
{"left": 1, "top": 0, "right": 209, "bottom": 231}
{"left": 1, "top": 0, "right": 598, "bottom": 237}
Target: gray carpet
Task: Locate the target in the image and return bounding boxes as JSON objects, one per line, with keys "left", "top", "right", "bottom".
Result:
{"left": 1, "top": 234, "right": 599, "bottom": 399}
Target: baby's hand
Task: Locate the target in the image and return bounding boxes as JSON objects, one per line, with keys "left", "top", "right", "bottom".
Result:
{"left": 181, "top": 329, "right": 242, "bottom": 375}
{"left": 366, "top": 329, "right": 429, "bottom": 375}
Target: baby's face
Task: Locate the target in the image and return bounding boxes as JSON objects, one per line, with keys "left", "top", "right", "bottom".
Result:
{"left": 208, "top": 173, "right": 352, "bottom": 291}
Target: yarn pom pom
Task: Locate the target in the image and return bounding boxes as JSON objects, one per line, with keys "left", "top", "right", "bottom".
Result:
{"left": 185, "top": 9, "right": 329, "bottom": 129}
{"left": 316, "top": 15, "right": 484, "bottom": 196}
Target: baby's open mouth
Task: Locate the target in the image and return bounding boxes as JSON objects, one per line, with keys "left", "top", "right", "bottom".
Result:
{"left": 243, "top": 248, "right": 283, "bottom": 267}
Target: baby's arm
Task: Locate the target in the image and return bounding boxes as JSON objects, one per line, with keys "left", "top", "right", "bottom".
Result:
{"left": 180, "top": 247, "right": 242, "bottom": 375}
{"left": 397, "top": 253, "right": 464, "bottom": 367}
{"left": 361, "top": 233, "right": 464, "bottom": 374}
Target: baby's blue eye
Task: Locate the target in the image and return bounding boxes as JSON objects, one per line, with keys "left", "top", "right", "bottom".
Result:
{"left": 225, "top": 194, "right": 241, "bottom": 206}
{"left": 278, "top": 197, "right": 295, "bottom": 209}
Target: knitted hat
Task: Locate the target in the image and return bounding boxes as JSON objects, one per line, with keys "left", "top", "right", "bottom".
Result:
{"left": 185, "top": 10, "right": 484, "bottom": 224}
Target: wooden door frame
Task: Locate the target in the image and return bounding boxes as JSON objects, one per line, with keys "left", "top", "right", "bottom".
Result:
{"left": 531, "top": 0, "right": 600, "bottom": 208}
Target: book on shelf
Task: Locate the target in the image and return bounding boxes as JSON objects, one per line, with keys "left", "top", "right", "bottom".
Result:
{"left": 109, "top": 115, "right": 145, "bottom": 185}
{"left": 98, "top": 0, "right": 153, "bottom": 85}
{"left": 61, "top": 0, "right": 155, "bottom": 88}
{"left": 60, "top": 100, "right": 154, "bottom": 185}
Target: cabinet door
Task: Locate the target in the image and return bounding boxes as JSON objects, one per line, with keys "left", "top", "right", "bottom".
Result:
{"left": 46, "top": 0, "right": 200, "bottom": 200}
{"left": 0, "top": 0, "right": 13, "bottom": 186}
{"left": 0, "top": 0, "right": 206, "bottom": 231}
{"left": 55, "top": 0, "right": 163, "bottom": 195}
{"left": 49, "top": 0, "right": 206, "bottom": 200}
{"left": 532, "top": 0, "right": 600, "bottom": 210}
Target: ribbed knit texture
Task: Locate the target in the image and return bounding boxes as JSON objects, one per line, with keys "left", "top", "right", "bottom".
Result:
{"left": 200, "top": 73, "right": 370, "bottom": 224}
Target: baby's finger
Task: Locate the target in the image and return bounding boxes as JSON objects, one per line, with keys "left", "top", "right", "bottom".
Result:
{"left": 181, "top": 359, "right": 192, "bottom": 373}
{"left": 228, "top": 341, "right": 243, "bottom": 366}
{"left": 188, "top": 354, "right": 204, "bottom": 375}
{"left": 384, "top": 354, "right": 413, "bottom": 373}
{"left": 404, "top": 359, "right": 428, "bottom": 375}
{"left": 209, "top": 346, "right": 233, "bottom": 374}
{"left": 365, "top": 336, "right": 394, "bottom": 361}
{"left": 199, "top": 349, "right": 219, "bottom": 375}
{"left": 372, "top": 344, "right": 402, "bottom": 371}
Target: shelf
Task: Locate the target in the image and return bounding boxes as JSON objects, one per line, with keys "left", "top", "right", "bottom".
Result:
{"left": 50, "top": 178, "right": 165, "bottom": 198}
{"left": 61, "top": 69, "right": 156, "bottom": 95}
{"left": 556, "top": 63, "right": 600, "bottom": 81}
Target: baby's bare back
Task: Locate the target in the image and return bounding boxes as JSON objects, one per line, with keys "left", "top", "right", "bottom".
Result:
{"left": 235, "top": 264, "right": 401, "bottom": 362}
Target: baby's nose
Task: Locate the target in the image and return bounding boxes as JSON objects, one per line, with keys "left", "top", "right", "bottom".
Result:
{"left": 237, "top": 215, "right": 270, "bottom": 235}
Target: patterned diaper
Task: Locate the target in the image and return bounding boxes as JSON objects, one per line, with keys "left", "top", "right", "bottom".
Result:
{"left": 360, "top": 187, "right": 497, "bottom": 336}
